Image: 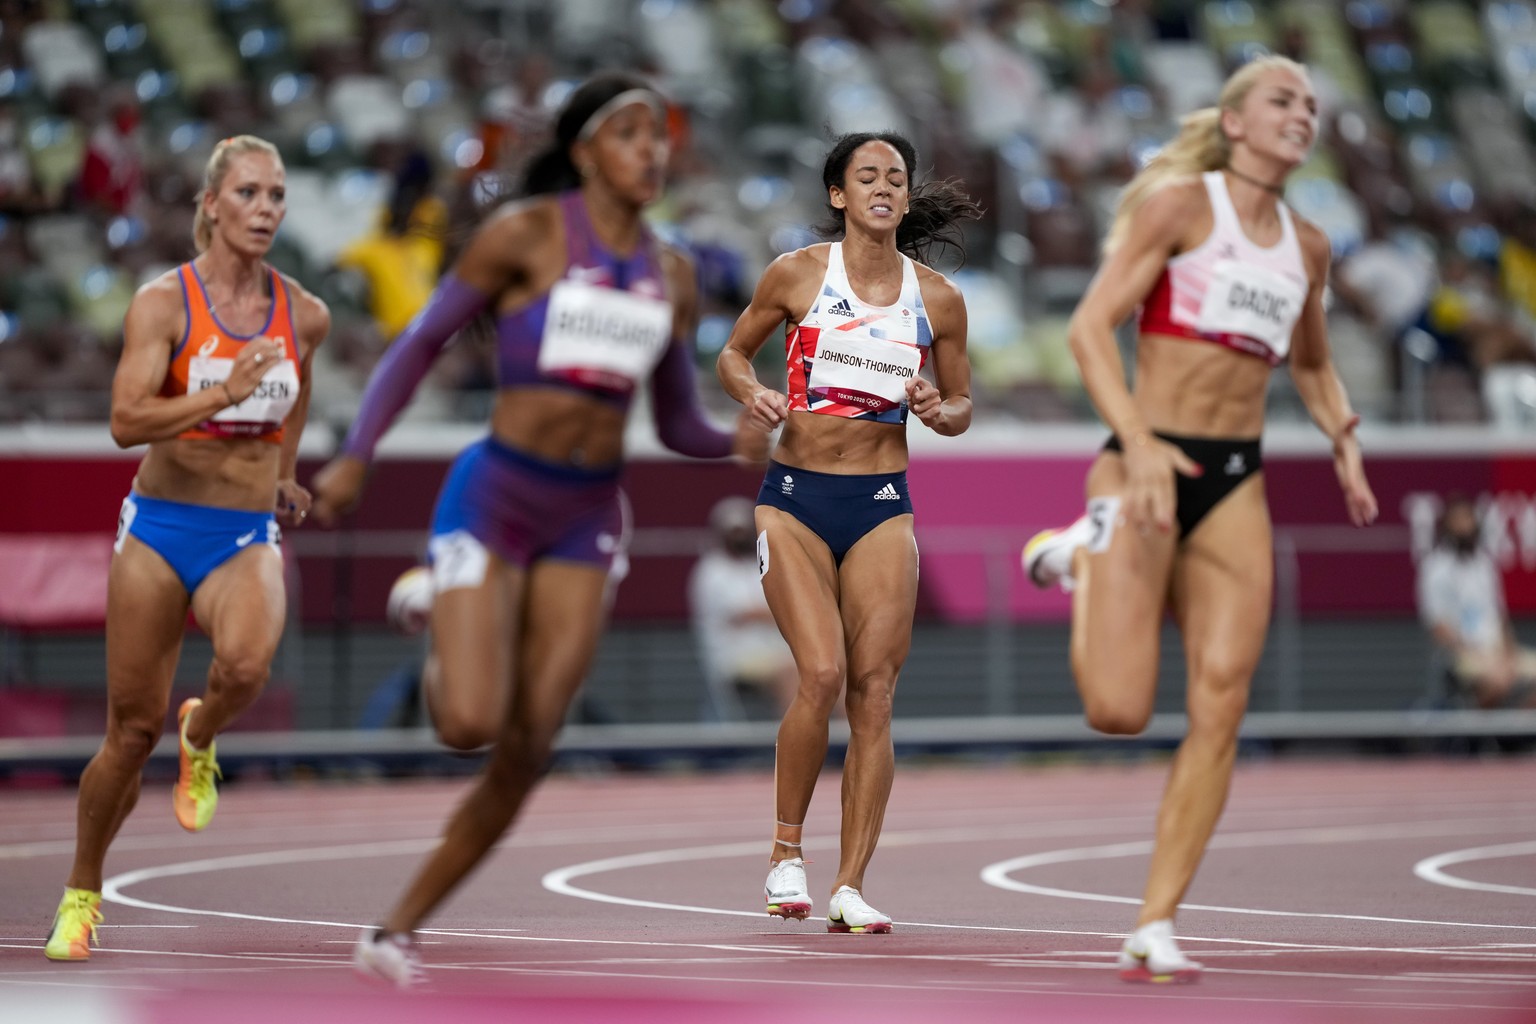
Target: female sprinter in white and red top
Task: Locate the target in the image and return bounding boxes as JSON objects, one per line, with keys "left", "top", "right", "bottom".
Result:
{"left": 1023, "top": 56, "right": 1378, "bottom": 982}
{"left": 718, "top": 132, "right": 979, "bottom": 934}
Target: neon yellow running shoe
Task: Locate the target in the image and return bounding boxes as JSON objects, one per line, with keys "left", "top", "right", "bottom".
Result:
{"left": 174, "top": 697, "right": 221, "bottom": 832}
{"left": 44, "top": 888, "right": 102, "bottom": 961}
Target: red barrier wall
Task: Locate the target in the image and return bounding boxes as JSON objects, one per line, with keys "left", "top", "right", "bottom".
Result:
{"left": 7, "top": 448, "right": 1535, "bottom": 624}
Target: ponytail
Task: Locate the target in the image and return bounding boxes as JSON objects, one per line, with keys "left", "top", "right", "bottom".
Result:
{"left": 1103, "top": 54, "right": 1307, "bottom": 254}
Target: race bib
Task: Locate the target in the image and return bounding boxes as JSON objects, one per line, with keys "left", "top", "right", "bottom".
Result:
{"left": 1192, "top": 260, "right": 1306, "bottom": 359}
{"left": 189, "top": 355, "right": 300, "bottom": 435}
{"left": 538, "top": 279, "right": 673, "bottom": 391}
{"left": 114, "top": 494, "right": 137, "bottom": 555}
{"left": 806, "top": 331, "right": 921, "bottom": 412}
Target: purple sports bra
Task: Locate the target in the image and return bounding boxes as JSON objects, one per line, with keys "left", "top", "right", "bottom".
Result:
{"left": 495, "top": 191, "right": 674, "bottom": 406}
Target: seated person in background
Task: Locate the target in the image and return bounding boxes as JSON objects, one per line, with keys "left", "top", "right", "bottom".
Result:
{"left": 689, "top": 496, "right": 796, "bottom": 721}
{"left": 1416, "top": 493, "right": 1536, "bottom": 708}
{"left": 1424, "top": 253, "right": 1536, "bottom": 374}
{"left": 336, "top": 147, "right": 448, "bottom": 339}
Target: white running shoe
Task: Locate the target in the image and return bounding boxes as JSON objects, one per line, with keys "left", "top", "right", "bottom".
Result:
{"left": 1117, "top": 919, "right": 1202, "bottom": 983}
{"left": 385, "top": 567, "right": 434, "bottom": 637}
{"left": 764, "top": 857, "right": 812, "bottom": 920}
{"left": 1022, "top": 516, "right": 1092, "bottom": 592}
{"left": 826, "top": 885, "right": 892, "bottom": 934}
{"left": 1023, "top": 497, "right": 1122, "bottom": 592}
{"left": 353, "top": 928, "right": 425, "bottom": 989}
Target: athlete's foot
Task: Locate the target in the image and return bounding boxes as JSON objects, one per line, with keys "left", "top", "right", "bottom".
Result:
{"left": 174, "top": 697, "right": 221, "bottom": 832}
{"left": 386, "top": 566, "right": 434, "bottom": 636}
{"left": 1117, "top": 918, "right": 1202, "bottom": 983}
{"left": 1022, "top": 497, "right": 1118, "bottom": 592}
{"left": 826, "top": 885, "right": 892, "bottom": 934}
{"left": 765, "top": 857, "right": 812, "bottom": 920}
{"left": 44, "top": 888, "right": 103, "bottom": 961}
{"left": 353, "top": 928, "right": 425, "bottom": 989}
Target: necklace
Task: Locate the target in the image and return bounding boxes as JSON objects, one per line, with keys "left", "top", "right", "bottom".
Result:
{"left": 1225, "top": 166, "right": 1285, "bottom": 196}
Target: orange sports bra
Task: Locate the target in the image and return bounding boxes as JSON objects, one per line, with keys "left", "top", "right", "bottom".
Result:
{"left": 163, "top": 261, "right": 301, "bottom": 443}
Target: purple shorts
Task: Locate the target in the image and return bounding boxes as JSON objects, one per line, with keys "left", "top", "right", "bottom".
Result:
{"left": 429, "top": 436, "right": 627, "bottom": 572}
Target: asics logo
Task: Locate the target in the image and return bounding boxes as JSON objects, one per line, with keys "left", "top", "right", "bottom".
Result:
{"left": 826, "top": 298, "right": 855, "bottom": 317}
{"left": 872, "top": 483, "right": 900, "bottom": 501}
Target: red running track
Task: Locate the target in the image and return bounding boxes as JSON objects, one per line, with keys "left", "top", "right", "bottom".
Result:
{"left": 3, "top": 757, "right": 1535, "bottom": 1023}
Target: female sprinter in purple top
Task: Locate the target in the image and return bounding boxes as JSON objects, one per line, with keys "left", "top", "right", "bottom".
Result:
{"left": 718, "top": 133, "right": 978, "bottom": 934}
{"left": 309, "top": 73, "right": 766, "bottom": 986}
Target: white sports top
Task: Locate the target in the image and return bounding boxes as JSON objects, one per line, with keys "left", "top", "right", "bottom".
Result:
{"left": 1137, "top": 171, "right": 1310, "bottom": 366}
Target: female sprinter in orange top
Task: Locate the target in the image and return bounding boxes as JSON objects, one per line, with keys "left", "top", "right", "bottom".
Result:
{"left": 1022, "top": 56, "right": 1377, "bottom": 981}
{"left": 718, "top": 132, "right": 978, "bottom": 934}
{"left": 45, "top": 135, "right": 328, "bottom": 961}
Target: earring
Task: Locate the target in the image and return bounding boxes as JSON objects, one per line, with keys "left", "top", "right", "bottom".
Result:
{"left": 580, "top": 164, "right": 596, "bottom": 179}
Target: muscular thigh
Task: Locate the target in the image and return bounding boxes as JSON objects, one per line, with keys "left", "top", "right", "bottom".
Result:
{"left": 1170, "top": 474, "right": 1273, "bottom": 720}
{"left": 509, "top": 560, "right": 610, "bottom": 731}
{"left": 106, "top": 536, "right": 193, "bottom": 718}
{"left": 432, "top": 553, "right": 522, "bottom": 701}
{"left": 838, "top": 514, "right": 918, "bottom": 684}
{"left": 1077, "top": 452, "right": 1179, "bottom": 686}
{"left": 756, "top": 506, "right": 842, "bottom": 674}
{"left": 191, "top": 544, "right": 287, "bottom": 663}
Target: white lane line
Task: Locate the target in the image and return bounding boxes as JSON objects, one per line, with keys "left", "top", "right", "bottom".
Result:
{"left": 979, "top": 821, "right": 1536, "bottom": 931}
{"left": 103, "top": 838, "right": 436, "bottom": 925}
{"left": 1414, "top": 841, "right": 1536, "bottom": 897}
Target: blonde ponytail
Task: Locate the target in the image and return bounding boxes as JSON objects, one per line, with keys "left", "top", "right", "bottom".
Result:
{"left": 193, "top": 135, "right": 282, "bottom": 252}
{"left": 1103, "top": 55, "right": 1308, "bottom": 254}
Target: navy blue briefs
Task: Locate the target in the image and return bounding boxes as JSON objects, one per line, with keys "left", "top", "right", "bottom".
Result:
{"left": 755, "top": 460, "right": 912, "bottom": 564}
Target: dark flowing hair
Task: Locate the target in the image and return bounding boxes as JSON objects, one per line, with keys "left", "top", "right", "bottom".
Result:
{"left": 520, "top": 71, "right": 661, "bottom": 197}
{"left": 817, "top": 131, "right": 982, "bottom": 267}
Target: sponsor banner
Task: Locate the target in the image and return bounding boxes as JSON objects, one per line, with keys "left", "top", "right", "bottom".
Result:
{"left": 4, "top": 452, "right": 1534, "bottom": 623}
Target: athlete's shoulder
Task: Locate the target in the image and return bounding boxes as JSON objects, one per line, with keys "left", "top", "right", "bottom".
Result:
{"left": 657, "top": 237, "right": 697, "bottom": 277}
{"left": 127, "top": 264, "right": 189, "bottom": 320}
{"left": 1141, "top": 176, "right": 1210, "bottom": 223}
{"left": 274, "top": 268, "right": 331, "bottom": 345}
{"left": 912, "top": 260, "right": 963, "bottom": 308}
{"left": 1287, "top": 208, "right": 1332, "bottom": 272}
{"left": 478, "top": 194, "right": 563, "bottom": 247}
{"left": 767, "top": 242, "right": 831, "bottom": 282}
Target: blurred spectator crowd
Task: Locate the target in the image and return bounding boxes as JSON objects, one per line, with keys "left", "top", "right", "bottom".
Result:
{"left": 4, "top": 0, "right": 1536, "bottom": 432}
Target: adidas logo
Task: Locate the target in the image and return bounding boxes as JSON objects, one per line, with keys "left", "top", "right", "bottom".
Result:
{"left": 872, "top": 483, "right": 900, "bottom": 501}
{"left": 827, "top": 298, "right": 855, "bottom": 317}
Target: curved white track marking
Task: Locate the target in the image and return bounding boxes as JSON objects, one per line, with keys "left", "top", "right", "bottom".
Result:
{"left": 981, "top": 828, "right": 1536, "bottom": 931}
{"left": 1415, "top": 841, "right": 1536, "bottom": 897}
{"left": 542, "top": 817, "right": 1536, "bottom": 934}
{"left": 542, "top": 841, "right": 765, "bottom": 918}
{"left": 103, "top": 838, "right": 436, "bottom": 923}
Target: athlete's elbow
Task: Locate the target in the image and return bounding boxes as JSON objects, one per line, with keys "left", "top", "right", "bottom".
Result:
{"left": 109, "top": 412, "right": 145, "bottom": 449}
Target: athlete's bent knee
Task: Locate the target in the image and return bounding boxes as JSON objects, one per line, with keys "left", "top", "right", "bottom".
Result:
{"left": 211, "top": 650, "right": 271, "bottom": 698}
{"left": 844, "top": 673, "right": 895, "bottom": 731}
{"left": 1082, "top": 699, "right": 1152, "bottom": 737}
{"left": 105, "top": 716, "right": 163, "bottom": 765}
{"left": 433, "top": 712, "right": 496, "bottom": 752}
{"left": 794, "top": 662, "right": 845, "bottom": 716}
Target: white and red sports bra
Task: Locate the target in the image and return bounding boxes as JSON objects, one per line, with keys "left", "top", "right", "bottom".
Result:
{"left": 1137, "top": 171, "right": 1309, "bottom": 366}
{"left": 784, "top": 242, "right": 931, "bottom": 425}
